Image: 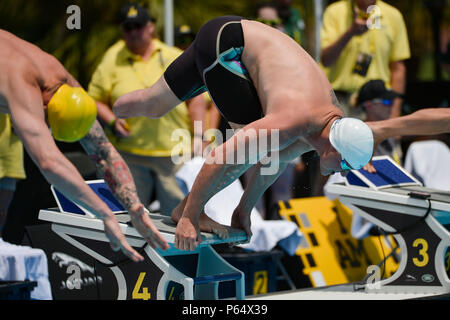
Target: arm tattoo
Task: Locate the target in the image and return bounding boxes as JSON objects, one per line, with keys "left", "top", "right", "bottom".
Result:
{"left": 80, "top": 120, "right": 140, "bottom": 209}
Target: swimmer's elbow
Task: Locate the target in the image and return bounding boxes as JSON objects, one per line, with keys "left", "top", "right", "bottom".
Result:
{"left": 36, "top": 158, "right": 65, "bottom": 186}
{"left": 38, "top": 156, "right": 62, "bottom": 176}
{"left": 35, "top": 150, "right": 70, "bottom": 176}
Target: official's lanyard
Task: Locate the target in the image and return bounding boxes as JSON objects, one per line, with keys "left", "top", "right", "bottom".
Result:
{"left": 128, "top": 49, "right": 165, "bottom": 88}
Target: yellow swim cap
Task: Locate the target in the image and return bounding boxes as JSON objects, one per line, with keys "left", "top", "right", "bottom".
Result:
{"left": 47, "top": 84, "right": 97, "bottom": 142}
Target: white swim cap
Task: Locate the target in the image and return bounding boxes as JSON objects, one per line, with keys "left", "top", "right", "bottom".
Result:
{"left": 329, "top": 118, "right": 374, "bottom": 170}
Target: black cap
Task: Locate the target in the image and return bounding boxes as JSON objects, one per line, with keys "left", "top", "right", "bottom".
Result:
{"left": 357, "top": 80, "right": 402, "bottom": 105}
{"left": 119, "top": 3, "right": 153, "bottom": 25}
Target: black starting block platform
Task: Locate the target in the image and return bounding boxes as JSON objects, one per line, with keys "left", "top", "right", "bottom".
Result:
{"left": 26, "top": 180, "right": 247, "bottom": 300}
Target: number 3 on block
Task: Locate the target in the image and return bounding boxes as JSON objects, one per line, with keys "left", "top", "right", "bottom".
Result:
{"left": 412, "top": 238, "right": 429, "bottom": 267}
{"left": 132, "top": 272, "right": 151, "bottom": 300}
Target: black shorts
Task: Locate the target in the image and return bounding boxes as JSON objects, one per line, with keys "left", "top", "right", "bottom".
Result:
{"left": 164, "top": 16, "right": 263, "bottom": 125}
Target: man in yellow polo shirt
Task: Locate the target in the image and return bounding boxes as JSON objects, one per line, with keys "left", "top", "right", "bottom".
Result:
{"left": 88, "top": 3, "right": 205, "bottom": 216}
{"left": 320, "top": 0, "right": 410, "bottom": 119}
{"left": 0, "top": 114, "right": 25, "bottom": 237}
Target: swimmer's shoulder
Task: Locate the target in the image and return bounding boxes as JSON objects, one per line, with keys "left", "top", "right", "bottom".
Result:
{"left": 0, "top": 31, "right": 51, "bottom": 90}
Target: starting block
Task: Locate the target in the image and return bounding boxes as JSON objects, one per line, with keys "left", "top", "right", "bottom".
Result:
{"left": 26, "top": 180, "right": 247, "bottom": 300}
{"left": 247, "top": 156, "right": 450, "bottom": 300}
{"left": 326, "top": 156, "right": 450, "bottom": 295}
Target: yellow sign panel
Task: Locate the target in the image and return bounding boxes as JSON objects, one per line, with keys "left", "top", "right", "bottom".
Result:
{"left": 279, "top": 197, "right": 400, "bottom": 287}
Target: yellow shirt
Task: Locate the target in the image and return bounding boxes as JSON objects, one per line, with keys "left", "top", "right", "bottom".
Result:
{"left": 0, "top": 114, "right": 26, "bottom": 180}
{"left": 321, "top": 0, "right": 411, "bottom": 93}
{"left": 88, "top": 39, "right": 192, "bottom": 157}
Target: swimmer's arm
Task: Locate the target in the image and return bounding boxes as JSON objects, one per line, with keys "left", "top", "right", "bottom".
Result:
{"left": 80, "top": 121, "right": 169, "bottom": 250}
{"left": 240, "top": 162, "right": 290, "bottom": 214}
{"left": 8, "top": 78, "right": 113, "bottom": 219}
{"left": 79, "top": 120, "right": 140, "bottom": 210}
{"left": 237, "top": 140, "right": 311, "bottom": 213}
{"left": 113, "top": 76, "right": 181, "bottom": 119}
{"left": 183, "top": 114, "right": 299, "bottom": 221}
{"left": 368, "top": 108, "right": 450, "bottom": 145}
{"left": 7, "top": 75, "right": 147, "bottom": 260}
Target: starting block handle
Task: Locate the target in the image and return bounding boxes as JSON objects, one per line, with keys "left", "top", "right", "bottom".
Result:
{"left": 193, "top": 272, "right": 242, "bottom": 285}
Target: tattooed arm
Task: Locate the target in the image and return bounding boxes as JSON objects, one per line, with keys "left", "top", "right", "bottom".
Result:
{"left": 79, "top": 120, "right": 169, "bottom": 250}
{"left": 80, "top": 120, "right": 139, "bottom": 209}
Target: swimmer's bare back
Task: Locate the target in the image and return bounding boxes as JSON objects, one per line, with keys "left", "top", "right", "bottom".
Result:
{"left": 0, "top": 30, "right": 74, "bottom": 110}
{"left": 239, "top": 20, "right": 343, "bottom": 135}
